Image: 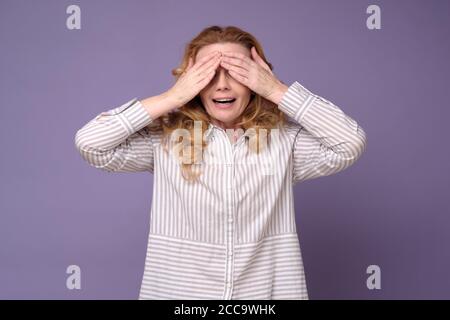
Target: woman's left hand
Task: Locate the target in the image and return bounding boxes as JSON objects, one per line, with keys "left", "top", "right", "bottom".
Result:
{"left": 220, "top": 46, "right": 288, "bottom": 105}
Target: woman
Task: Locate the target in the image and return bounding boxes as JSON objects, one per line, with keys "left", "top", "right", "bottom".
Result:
{"left": 74, "top": 25, "right": 367, "bottom": 300}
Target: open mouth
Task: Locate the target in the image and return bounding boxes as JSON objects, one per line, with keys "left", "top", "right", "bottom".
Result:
{"left": 212, "top": 98, "right": 236, "bottom": 109}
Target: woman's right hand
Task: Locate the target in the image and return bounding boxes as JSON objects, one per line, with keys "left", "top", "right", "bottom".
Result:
{"left": 166, "top": 51, "right": 222, "bottom": 108}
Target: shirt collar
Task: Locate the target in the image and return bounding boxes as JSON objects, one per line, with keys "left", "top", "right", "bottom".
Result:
{"left": 204, "top": 122, "right": 217, "bottom": 141}
{"left": 205, "top": 122, "right": 248, "bottom": 142}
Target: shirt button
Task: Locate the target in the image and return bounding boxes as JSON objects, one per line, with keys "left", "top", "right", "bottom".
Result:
{"left": 228, "top": 251, "right": 233, "bottom": 256}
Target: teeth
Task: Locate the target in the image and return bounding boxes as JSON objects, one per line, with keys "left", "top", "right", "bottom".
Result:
{"left": 214, "top": 98, "right": 235, "bottom": 102}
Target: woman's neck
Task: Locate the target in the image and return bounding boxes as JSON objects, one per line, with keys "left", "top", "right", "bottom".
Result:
{"left": 211, "top": 118, "right": 242, "bottom": 131}
{"left": 210, "top": 119, "right": 244, "bottom": 143}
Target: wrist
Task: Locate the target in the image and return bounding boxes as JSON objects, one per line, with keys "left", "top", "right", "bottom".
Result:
{"left": 163, "top": 90, "right": 184, "bottom": 109}
{"left": 140, "top": 91, "right": 180, "bottom": 121}
{"left": 270, "top": 82, "right": 289, "bottom": 105}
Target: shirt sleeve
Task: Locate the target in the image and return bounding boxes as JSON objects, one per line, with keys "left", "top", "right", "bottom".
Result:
{"left": 278, "top": 81, "right": 367, "bottom": 185}
{"left": 74, "top": 97, "right": 155, "bottom": 173}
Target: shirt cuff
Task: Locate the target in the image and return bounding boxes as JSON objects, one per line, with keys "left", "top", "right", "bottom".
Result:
{"left": 105, "top": 98, "right": 154, "bottom": 134}
{"left": 278, "top": 81, "right": 321, "bottom": 124}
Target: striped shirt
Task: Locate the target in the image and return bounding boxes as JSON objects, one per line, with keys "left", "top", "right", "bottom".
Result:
{"left": 74, "top": 81, "right": 367, "bottom": 300}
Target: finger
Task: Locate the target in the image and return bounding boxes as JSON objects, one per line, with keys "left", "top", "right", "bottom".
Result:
{"left": 251, "top": 46, "right": 264, "bottom": 64}
{"left": 196, "top": 54, "right": 221, "bottom": 77}
{"left": 192, "top": 51, "right": 221, "bottom": 72}
{"left": 227, "top": 68, "right": 248, "bottom": 85}
{"left": 220, "top": 56, "right": 253, "bottom": 73}
{"left": 197, "top": 69, "right": 217, "bottom": 89}
{"left": 197, "top": 59, "right": 221, "bottom": 83}
{"left": 220, "top": 61, "right": 249, "bottom": 82}
{"left": 220, "top": 59, "right": 248, "bottom": 76}
{"left": 251, "top": 47, "right": 272, "bottom": 73}
{"left": 222, "top": 52, "right": 253, "bottom": 70}
{"left": 193, "top": 54, "right": 220, "bottom": 78}
{"left": 199, "top": 69, "right": 217, "bottom": 86}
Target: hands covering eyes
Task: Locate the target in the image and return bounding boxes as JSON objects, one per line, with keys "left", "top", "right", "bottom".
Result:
{"left": 219, "top": 47, "right": 287, "bottom": 104}
{"left": 167, "top": 47, "right": 287, "bottom": 107}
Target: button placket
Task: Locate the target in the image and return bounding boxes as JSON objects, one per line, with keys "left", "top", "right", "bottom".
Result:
{"left": 222, "top": 132, "right": 236, "bottom": 300}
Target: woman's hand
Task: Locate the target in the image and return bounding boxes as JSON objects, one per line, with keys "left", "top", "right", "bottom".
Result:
{"left": 167, "top": 51, "right": 222, "bottom": 108}
{"left": 219, "top": 46, "right": 288, "bottom": 105}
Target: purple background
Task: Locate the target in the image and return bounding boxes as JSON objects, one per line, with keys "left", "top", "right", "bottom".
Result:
{"left": 1, "top": 0, "right": 449, "bottom": 299}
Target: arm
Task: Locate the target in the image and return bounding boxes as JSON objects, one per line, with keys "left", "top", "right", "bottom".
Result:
{"left": 74, "top": 92, "right": 177, "bottom": 173}
{"left": 277, "top": 81, "right": 367, "bottom": 185}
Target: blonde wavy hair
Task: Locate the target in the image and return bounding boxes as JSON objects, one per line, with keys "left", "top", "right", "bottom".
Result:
{"left": 146, "top": 25, "right": 286, "bottom": 182}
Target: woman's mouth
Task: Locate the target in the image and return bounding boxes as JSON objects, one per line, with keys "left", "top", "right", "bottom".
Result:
{"left": 212, "top": 98, "right": 236, "bottom": 109}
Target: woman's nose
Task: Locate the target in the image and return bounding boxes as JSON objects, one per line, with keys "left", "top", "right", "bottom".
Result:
{"left": 216, "top": 65, "right": 227, "bottom": 73}
{"left": 215, "top": 66, "right": 230, "bottom": 80}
